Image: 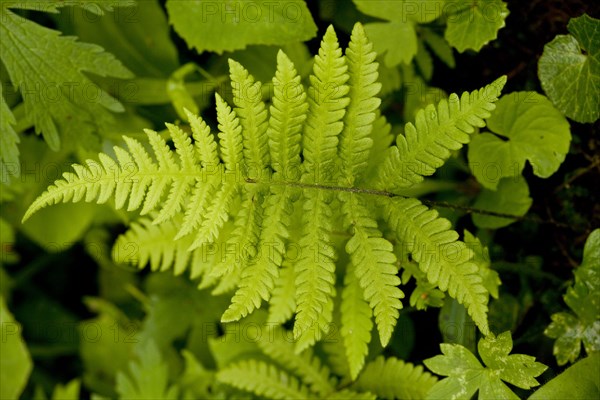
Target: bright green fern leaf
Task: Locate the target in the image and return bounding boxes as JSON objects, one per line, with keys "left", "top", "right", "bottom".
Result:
{"left": 302, "top": 25, "right": 349, "bottom": 184}
{"left": 341, "top": 263, "right": 373, "bottom": 380}
{"left": 339, "top": 23, "right": 382, "bottom": 185}
{"left": 268, "top": 50, "right": 308, "bottom": 175}
{"left": 24, "top": 23, "right": 504, "bottom": 355}
{"left": 385, "top": 197, "right": 490, "bottom": 335}
{"left": 258, "top": 326, "right": 336, "bottom": 396}
{"left": 342, "top": 192, "right": 403, "bottom": 347}
{"left": 376, "top": 76, "right": 506, "bottom": 191}
{"left": 216, "top": 359, "right": 312, "bottom": 400}
{"left": 353, "top": 356, "right": 438, "bottom": 400}
{"left": 113, "top": 216, "right": 194, "bottom": 275}
{"left": 294, "top": 189, "right": 337, "bottom": 349}
{"left": 229, "top": 59, "right": 270, "bottom": 170}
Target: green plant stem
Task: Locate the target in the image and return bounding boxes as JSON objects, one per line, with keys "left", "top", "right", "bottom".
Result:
{"left": 245, "top": 178, "right": 570, "bottom": 228}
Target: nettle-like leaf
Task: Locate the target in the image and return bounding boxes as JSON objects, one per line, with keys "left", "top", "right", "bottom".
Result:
{"left": 115, "top": 341, "right": 179, "bottom": 399}
{"left": 444, "top": 0, "right": 509, "bottom": 53}
{"left": 0, "top": 1, "right": 133, "bottom": 152}
{"left": 166, "top": 0, "right": 317, "bottom": 54}
{"left": 538, "top": 14, "right": 600, "bottom": 123}
{"left": 0, "top": 84, "right": 19, "bottom": 183}
{"left": 425, "top": 331, "right": 547, "bottom": 400}
{"left": 24, "top": 24, "right": 506, "bottom": 365}
{"left": 545, "top": 229, "right": 600, "bottom": 366}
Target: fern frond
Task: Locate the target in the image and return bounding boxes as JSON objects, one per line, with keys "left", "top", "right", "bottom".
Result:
{"left": 364, "top": 113, "right": 394, "bottom": 183}
{"left": 221, "top": 192, "right": 275, "bottom": 322}
{"left": 321, "top": 318, "right": 352, "bottom": 379}
{"left": 113, "top": 217, "right": 193, "bottom": 275}
{"left": 152, "top": 125, "right": 197, "bottom": 224}
{"left": 229, "top": 59, "right": 269, "bottom": 169}
{"left": 342, "top": 193, "right": 403, "bottom": 347}
{"left": 174, "top": 172, "right": 220, "bottom": 240}
{"left": 185, "top": 108, "right": 219, "bottom": 168}
{"left": 353, "top": 356, "right": 438, "bottom": 400}
{"left": 211, "top": 191, "right": 263, "bottom": 279}
{"left": 215, "top": 93, "right": 244, "bottom": 172}
{"left": 302, "top": 25, "right": 349, "bottom": 183}
{"left": 268, "top": 258, "right": 297, "bottom": 324}
{"left": 259, "top": 326, "right": 336, "bottom": 396}
{"left": 339, "top": 22, "right": 381, "bottom": 185}
{"left": 296, "top": 290, "right": 335, "bottom": 353}
{"left": 294, "top": 190, "right": 336, "bottom": 348}
{"left": 376, "top": 76, "right": 506, "bottom": 191}
{"left": 216, "top": 359, "right": 312, "bottom": 400}
{"left": 190, "top": 182, "right": 238, "bottom": 249}
{"left": 268, "top": 50, "right": 308, "bottom": 174}
{"left": 341, "top": 263, "right": 373, "bottom": 380}
{"left": 385, "top": 197, "right": 490, "bottom": 334}
{"left": 22, "top": 129, "right": 202, "bottom": 222}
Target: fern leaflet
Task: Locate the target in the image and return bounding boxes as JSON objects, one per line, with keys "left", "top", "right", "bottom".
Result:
{"left": 353, "top": 356, "right": 438, "bottom": 400}
{"left": 216, "top": 359, "right": 311, "bottom": 400}
{"left": 385, "top": 197, "right": 490, "bottom": 334}
{"left": 342, "top": 192, "right": 403, "bottom": 347}
{"left": 341, "top": 262, "right": 373, "bottom": 380}
{"left": 375, "top": 76, "right": 507, "bottom": 191}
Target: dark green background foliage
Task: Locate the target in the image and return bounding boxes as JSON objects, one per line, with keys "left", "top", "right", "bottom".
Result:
{"left": 1, "top": 1, "right": 599, "bottom": 399}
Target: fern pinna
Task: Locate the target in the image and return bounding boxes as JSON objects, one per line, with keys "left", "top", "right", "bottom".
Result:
{"left": 24, "top": 23, "right": 506, "bottom": 379}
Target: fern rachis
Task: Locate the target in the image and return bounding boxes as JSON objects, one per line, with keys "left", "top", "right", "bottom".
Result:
{"left": 23, "top": 23, "right": 506, "bottom": 373}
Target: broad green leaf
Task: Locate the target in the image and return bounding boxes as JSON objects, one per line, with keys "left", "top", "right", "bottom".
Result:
{"left": 472, "top": 176, "right": 532, "bottom": 229}
{"left": 0, "top": 296, "right": 32, "bottom": 400}
{"left": 444, "top": 0, "right": 509, "bottom": 52}
{"left": 528, "top": 353, "right": 600, "bottom": 400}
{"left": 0, "top": 3, "right": 133, "bottom": 151}
{"left": 538, "top": 14, "right": 600, "bottom": 123}
{"left": 425, "top": 332, "right": 547, "bottom": 400}
{"left": 469, "top": 92, "right": 571, "bottom": 190}
{"left": 166, "top": 0, "right": 317, "bottom": 54}
{"left": 354, "top": 0, "right": 444, "bottom": 66}
{"left": 545, "top": 229, "right": 600, "bottom": 365}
